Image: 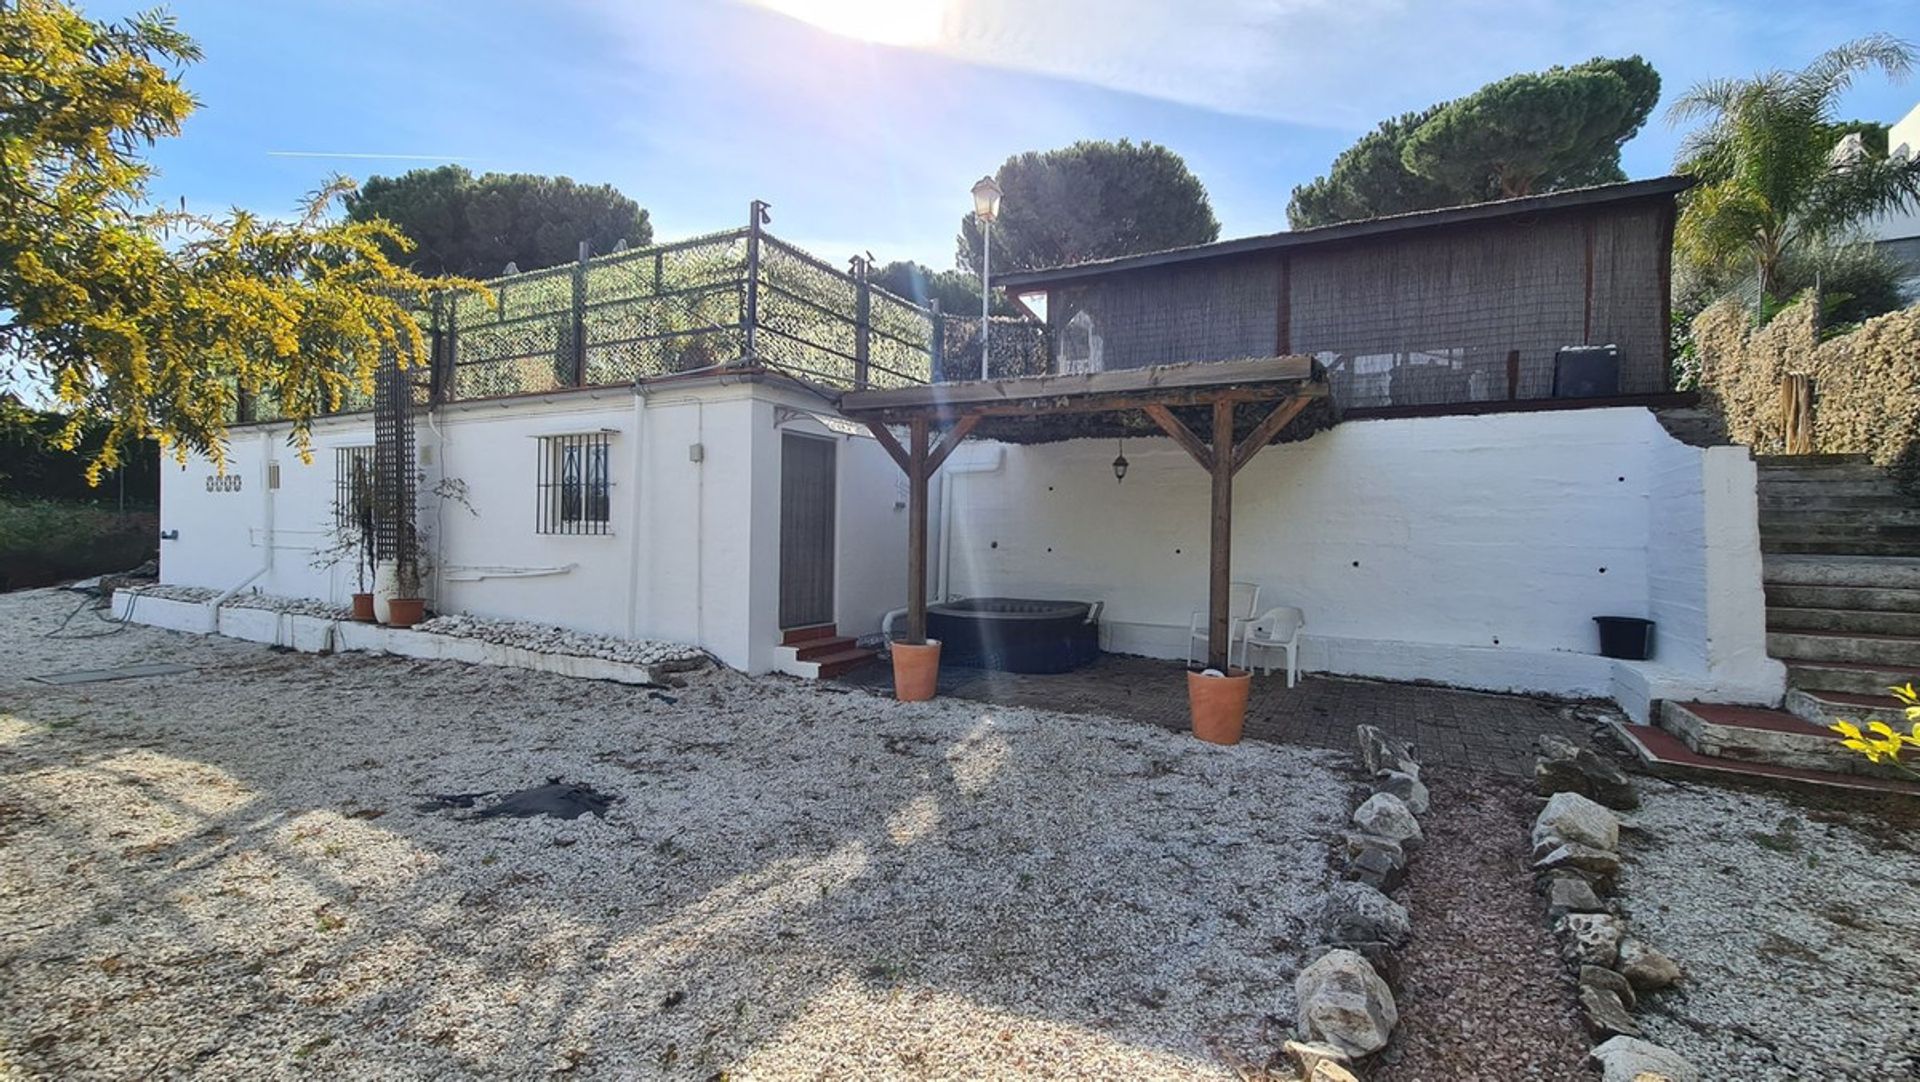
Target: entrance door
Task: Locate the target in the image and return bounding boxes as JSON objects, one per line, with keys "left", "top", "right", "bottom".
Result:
{"left": 779, "top": 433, "right": 836, "bottom": 629}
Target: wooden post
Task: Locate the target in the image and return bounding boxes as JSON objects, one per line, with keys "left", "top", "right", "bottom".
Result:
{"left": 571, "top": 240, "right": 589, "bottom": 386}
{"left": 1207, "top": 397, "right": 1234, "bottom": 671}
{"left": 907, "top": 417, "right": 930, "bottom": 645}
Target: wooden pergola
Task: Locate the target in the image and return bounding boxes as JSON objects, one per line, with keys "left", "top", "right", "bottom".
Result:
{"left": 837, "top": 356, "right": 1329, "bottom": 671}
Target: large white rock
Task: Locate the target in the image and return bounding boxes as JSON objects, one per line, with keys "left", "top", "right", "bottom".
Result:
{"left": 1590, "top": 1036, "right": 1699, "bottom": 1082}
{"left": 1352, "top": 792, "right": 1424, "bottom": 850}
{"left": 1532, "top": 790, "right": 1620, "bottom": 852}
{"left": 1375, "top": 769, "right": 1429, "bottom": 816}
{"left": 1320, "top": 881, "right": 1411, "bottom": 947}
{"left": 1557, "top": 912, "right": 1626, "bottom": 967}
{"left": 1295, "top": 948, "right": 1398, "bottom": 1058}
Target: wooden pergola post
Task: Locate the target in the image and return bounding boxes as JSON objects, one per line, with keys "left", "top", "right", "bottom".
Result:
{"left": 865, "top": 415, "right": 980, "bottom": 646}
{"left": 1207, "top": 398, "right": 1235, "bottom": 671}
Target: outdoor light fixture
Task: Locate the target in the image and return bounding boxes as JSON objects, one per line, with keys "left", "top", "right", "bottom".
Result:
{"left": 1112, "top": 439, "right": 1129, "bottom": 483}
{"left": 971, "top": 174, "right": 1003, "bottom": 381}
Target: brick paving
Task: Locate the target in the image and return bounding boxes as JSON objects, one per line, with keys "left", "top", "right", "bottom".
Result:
{"left": 842, "top": 653, "right": 1594, "bottom": 776}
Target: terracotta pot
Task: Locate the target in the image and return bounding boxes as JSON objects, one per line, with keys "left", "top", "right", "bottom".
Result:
{"left": 385, "top": 597, "right": 427, "bottom": 628}
{"left": 891, "top": 639, "right": 942, "bottom": 702}
{"left": 1187, "top": 667, "right": 1251, "bottom": 745}
{"left": 351, "top": 592, "right": 376, "bottom": 622}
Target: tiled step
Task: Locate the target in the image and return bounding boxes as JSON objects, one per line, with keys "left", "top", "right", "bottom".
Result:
{"left": 1767, "top": 606, "right": 1920, "bottom": 637}
{"left": 793, "top": 635, "right": 859, "bottom": 662}
{"left": 1657, "top": 701, "right": 1907, "bottom": 778}
{"left": 781, "top": 623, "right": 839, "bottom": 646}
{"left": 1613, "top": 721, "right": 1920, "bottom": 796}
{"left": 811, "top": 647, "right": 877, "bottom": 679}
{"left": 1764, "top": 555, "right": 1920, "bottom": 589}
{"left": 1768, "top": 629, "right": 1920, "bottom": 667}
{"left": 1783, "top": 658, "right": 1919, "bottom": 696}
{"left": 1783, "top": 687, "right": 1903, "bottom": 727}
{"left": 1765, "top": 582, "right": 1920, "bottom": 613}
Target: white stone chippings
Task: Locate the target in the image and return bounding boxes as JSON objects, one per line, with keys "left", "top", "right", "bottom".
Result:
{"left": 414, "top": 612, "right": 707, "bottom": 667}
{"left": 1621, "top": 782, "right": 1920, "bottom": 1081}
{"left": 0, "top": 588, "right": 1350, "bottom": 1079}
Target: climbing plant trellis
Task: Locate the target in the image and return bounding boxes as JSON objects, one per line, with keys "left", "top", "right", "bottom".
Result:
{"left": 238, "top": 204, "right": 1051, "bottom": 425}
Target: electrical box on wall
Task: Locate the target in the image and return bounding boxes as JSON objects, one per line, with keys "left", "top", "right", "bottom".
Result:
{"left": 688, "top": 442, "right": 705, "bottom": 463}
{"left": 267, "top": 461, "right": 281, "bottom": 490}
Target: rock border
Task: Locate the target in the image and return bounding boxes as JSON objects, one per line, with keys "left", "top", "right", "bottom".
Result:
{"left": 1284, "top": 725, "right": 1431, "bottom": 1081}
{"left": 1531, "top": 735, "right": 1697, "bottom": 1082}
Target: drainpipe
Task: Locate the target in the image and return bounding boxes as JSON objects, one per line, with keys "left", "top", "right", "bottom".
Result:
{"left": 209, "top": 430, "right": 276, "bottom": 623}
{"left": 624, "top": 382, "right": 649, "bottom": 639}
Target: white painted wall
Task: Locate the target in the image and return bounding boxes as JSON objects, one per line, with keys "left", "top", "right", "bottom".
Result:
{"left": 941, "top": 407, "right": 1782, "bottom": 714}
{"left": 157, "top": 379, "right": 911, "bottom": 674}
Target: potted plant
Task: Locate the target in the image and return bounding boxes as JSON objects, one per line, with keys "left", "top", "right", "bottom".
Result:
{"left": 891, "top": 630, "right": 941, "bottom": 702}
{"left": 386, "top": 556, "right": 426, "bottom": 628}
{"left": 1187, "top": 664, "right": 1251, "bottom": 745}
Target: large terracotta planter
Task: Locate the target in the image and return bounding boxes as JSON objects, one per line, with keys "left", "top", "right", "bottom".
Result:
{"left": 1187, "top": 668, "right": 1251, "bottom": 745}
{"left": 350, "top": 592, "right": 376, "bottom": 622}
{"left": 385, "top": 598, "right": 427, "bottom": 628}
{"left": 891, "top": 639, "right": 942, "bottom": 702}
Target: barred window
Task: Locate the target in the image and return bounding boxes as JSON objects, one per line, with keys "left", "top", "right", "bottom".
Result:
{"left": 537, "top": 433, "right": 612, "bottom": 535}
{"left": 333, "top": 446, "right": 374, "bottom": 529}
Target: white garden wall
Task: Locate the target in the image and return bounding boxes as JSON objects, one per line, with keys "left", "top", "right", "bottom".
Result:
{"left": 940, "top": 407, "right": 1782, "bottom": 715}
{"left": 156, "top": 378, "right": 911, "bottom": 674}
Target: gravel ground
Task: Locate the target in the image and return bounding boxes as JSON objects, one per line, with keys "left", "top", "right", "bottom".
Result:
{"left": 1372, "top": 775, "right": 1594, "bottom": 1082}
{"left": 1621, "top": 778, "right": 1920, "bottom": 1080}
{"left": 0, "top": 588, "right": 1346, "bottom": 1079}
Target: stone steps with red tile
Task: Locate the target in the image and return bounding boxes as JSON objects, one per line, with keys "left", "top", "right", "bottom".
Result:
{"left": 1614, "top": 719, "right": 1920, "bottom": 796}
{"left": 772, "top": 625, "right": 876, "bottom": 679}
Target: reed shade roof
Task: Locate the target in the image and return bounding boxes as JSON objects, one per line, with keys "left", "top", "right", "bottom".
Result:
{"left": 1003, "top": 177, "right": 1684, "bottom": 413}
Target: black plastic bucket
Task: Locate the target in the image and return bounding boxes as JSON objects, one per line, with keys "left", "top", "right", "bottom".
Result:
{"left": 1594, "top": 616, "right": 1655, "bottom": 661}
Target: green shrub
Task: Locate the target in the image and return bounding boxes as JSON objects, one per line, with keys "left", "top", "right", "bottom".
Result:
{"left": 0, "top": 500, "right": 156, "bottom": 590}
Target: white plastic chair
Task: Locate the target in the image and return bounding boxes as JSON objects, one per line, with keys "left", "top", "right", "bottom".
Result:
{"left": 1244, "top": 606, "right": 1306, "bottom": 687}
{"left": 1187, "top": 582, "right": 1261, "bottom": 670}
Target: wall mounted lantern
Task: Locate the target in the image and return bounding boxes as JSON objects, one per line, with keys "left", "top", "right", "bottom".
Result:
{"left": 1112, "top": 440, "right": 1129, "bottom": 483}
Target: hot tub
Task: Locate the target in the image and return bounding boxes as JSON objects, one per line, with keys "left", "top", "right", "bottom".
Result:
{"left": 926, "top": 597, "right": 1101, "bottom": 674}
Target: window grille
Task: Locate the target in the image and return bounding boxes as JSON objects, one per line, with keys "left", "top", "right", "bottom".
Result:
{"left": 333, "top": 446, "right": 374, "bottom": 529}
{"left": 536, "top": 433, "right": 612, "bottom": 535}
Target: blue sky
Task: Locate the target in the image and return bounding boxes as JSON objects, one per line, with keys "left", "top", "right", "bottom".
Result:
{"left": 100, "top": 0, "right": 1919, "bottom": 271}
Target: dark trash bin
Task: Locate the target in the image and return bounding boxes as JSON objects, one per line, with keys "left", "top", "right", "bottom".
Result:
{"left": 1594, "top": 616, "right": 1655, "bottom": 661}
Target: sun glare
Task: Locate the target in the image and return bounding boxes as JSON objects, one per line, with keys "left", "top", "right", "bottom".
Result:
{"left": 756, "top": 0, "right": 949, "bottom": 48}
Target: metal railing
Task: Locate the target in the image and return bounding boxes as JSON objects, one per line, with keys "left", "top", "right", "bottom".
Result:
{"left": 237, "top": 203, "right": 1051, "bottom": 423}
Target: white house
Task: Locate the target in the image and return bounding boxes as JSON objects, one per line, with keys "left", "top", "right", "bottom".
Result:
{"left": 153, "top": 181, "right": 1786, "bottom": 720}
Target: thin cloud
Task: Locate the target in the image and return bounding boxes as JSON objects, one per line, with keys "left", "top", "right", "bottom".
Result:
{"left": 266, "top": 151, "right": 477, "bottom": 161}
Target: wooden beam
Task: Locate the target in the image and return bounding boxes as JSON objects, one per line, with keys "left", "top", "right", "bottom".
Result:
{"left": 925, "top": 414, "right": 981, "bottom": 475}
{"left": 865, "top": 421, "right": 909, "bottom": 473}
{"left": 906, "top": 418, "right": 930, "bottom": 645}
{"left": 840, "top": 354, "right": 1319, "bottom": 415}
{"left": 1207, "top": 398, "right": 1235, "bottom": 671}
{"left": 1143, "top": 404, "right": 1213, "bottom": 470}
{"left": 862, "top": 383, "right": 1324, "bottom": 425}
{"left": 1505, "top": 349, "right": 1521, "bottom": 401}
{"left": 1230, "top": 394, "right": 1314, "bottom": 475}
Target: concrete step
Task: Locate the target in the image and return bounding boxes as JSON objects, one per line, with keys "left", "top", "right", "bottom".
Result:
{"left": 1612, "top": 720, "right": 1920, "bottom": 796}
{"left": 1756, "top": 477, "right": 1905, "bottom": 497}
{"left": 1757, "top": 463, "right": 1887, "bottom": 483}
{"left": 1767, "top": 606, "right": 1920, "bottom": 637}
{"left": 1764, "top": 555, "right": 1920, "bottom": 589}
{"left": 1755, "top": 453, "right": 1873, "bottom": 467}
{"left": 1758, "top": 493, "right": 1914, "bottom": 511}
{"left": 1760, "top": 506, "right": 1920, "bottom": 528}
{"left": 1764, "top": 538, "right": 1920, "bottom": 557}
{"left": 1784, "top": 658, "right": 1920, "bottom": 696}
{"left": 1768, "top": 629, "right": 1920, "bottom": 667}
{"left": 1656, "top": 701, "right": 1907, "bottom": 779}
{"left": 1783, "top": 687, "right": 1903, "bottom": 727}
{"left": 1765, "top": 582, "right": 1920, "bottom": 613}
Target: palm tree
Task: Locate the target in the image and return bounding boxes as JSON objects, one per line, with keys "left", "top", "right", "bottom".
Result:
{"left": 1670, "top": 34, "right": 1920, "bottom": 306}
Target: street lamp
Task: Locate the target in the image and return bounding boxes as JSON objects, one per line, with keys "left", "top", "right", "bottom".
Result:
{"left": 971, "top": 174, "right": 1002, "bottom": 381}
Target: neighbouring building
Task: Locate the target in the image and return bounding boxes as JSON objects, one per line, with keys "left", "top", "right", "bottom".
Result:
{"left": 153, "top": 178, "right": 1786, "bottom": 720}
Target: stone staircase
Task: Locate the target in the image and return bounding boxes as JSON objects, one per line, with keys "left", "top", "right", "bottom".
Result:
{"left": 1614, "top": 454, "right": 1920, "bottom": 794}
{"left": 771, "top": 623, "right": 877, "bottom": 680}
